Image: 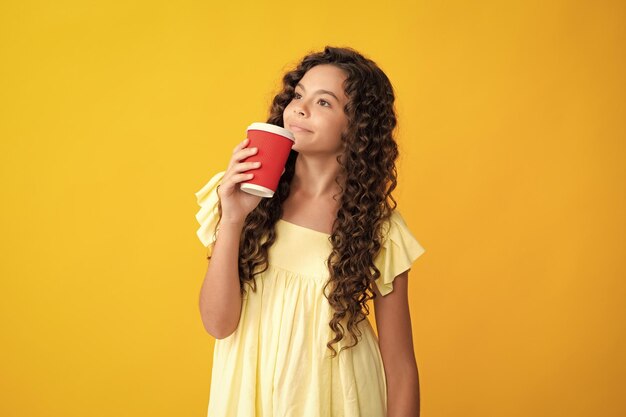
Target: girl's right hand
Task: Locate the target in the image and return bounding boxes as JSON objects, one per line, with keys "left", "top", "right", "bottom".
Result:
{"left": 216, "top": 138, "right": 264, "bottom": 225}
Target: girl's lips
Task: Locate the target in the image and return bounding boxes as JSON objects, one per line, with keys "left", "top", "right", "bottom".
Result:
{"left": 289, "top": 124, "right": 313, "bottom": 133}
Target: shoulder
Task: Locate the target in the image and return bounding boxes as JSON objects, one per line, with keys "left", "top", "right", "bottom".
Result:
{"left": 194, "top": 170, "right": 226, "bottom": 201}
{"left": 194, "top": 170, "right": 227, "bottom": 247}
{"left": 373, "top": 209, "right": 426, "bottom": 296}
{"left": 381, "top": 209, "right": 415, "bottom": 237}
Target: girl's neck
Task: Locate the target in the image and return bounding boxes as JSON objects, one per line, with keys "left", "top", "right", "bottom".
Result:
{"left": 290, "top": 153, "right": 345, "bottom": 200}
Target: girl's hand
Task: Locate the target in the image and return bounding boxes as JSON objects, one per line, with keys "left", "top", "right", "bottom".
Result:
{"left": 216, "top": 138, "right": 263, "bottom": 225}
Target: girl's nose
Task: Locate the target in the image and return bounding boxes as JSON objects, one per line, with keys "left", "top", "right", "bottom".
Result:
{"left": 293, "top": 103, "right": 308, "bottom": 117}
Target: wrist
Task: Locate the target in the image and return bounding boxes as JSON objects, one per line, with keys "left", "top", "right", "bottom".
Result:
{"left": 219, "top": 218, "right": 246, "bottom": 229}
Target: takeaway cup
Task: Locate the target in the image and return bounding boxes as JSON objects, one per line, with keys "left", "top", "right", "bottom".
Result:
{"left": 239, "top": 122, "right": 295, "bottom": 198}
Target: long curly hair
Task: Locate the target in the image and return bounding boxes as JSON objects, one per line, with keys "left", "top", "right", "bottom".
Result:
{"left": 212, "top": 46, "right": 400, "bottom": 358}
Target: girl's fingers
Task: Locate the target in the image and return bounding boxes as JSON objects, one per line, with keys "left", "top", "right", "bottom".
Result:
{"left": 228, "top": 148, "right": 257, "bottom": 170}
{"left": 223, "top": 172, "right": 253, "bottom": 189}
{"left": 227, "top": 141, "right": 257, "bottom": 169}
{"left": 240, "top": 161, "right": 261, "bottom": 171}
{"left": 232, "top": 138, "right": 249, "bottom": 154}
{"left": 227, "top": 139, "right": 248, "bottom": 170}
{"left": 232, "top": 159, "right": 260, "bottom": 179}
{"left": 226, "top": 155, "right": 260, "bottom": 177}
{"left": 221, "top": 169, "right": 256, "bottom": 190}
{"left": 236, "top": 146, "right": 258, "bottom": 161}
{"left": 235, "top": 172, "right": 254, "bottom": 182}
{"left": 224, "top": 139, "right": 259, "bottom": 182}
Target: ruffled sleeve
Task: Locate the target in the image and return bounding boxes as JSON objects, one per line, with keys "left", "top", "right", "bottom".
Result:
{"left": 373, "top": 210, "right": 426, "bottom": 296}
{"left": 194, "top": 170, "right": 226, "bottom": 247}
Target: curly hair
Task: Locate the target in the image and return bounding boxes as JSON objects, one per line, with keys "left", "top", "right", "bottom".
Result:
{"left": 212, "top": 46, "right": 400, "bottom": 358}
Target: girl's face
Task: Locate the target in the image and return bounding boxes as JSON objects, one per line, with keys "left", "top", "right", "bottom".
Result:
{"left": 283, "top": 64, "right": 350, "bottom": 157}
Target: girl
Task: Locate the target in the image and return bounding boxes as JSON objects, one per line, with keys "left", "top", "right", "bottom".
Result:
{"left": 195, "top": 46, "right": 426, "bottom": 417}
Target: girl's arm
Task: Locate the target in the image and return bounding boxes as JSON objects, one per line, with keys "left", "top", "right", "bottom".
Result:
{"left": 198, "top": 220, "right": 244, "bottom": 339}
{"left": 198, "top": 139, "right": 262, "bottom": 339}
{"left": 373, "top": 270, "right": 420, "bottom": 417}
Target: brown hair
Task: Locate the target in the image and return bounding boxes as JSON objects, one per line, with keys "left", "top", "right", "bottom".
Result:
{"left": 213, "top": 46, "right": 400, "bottom": 358}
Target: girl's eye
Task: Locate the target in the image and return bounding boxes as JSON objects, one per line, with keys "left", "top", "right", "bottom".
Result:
{"left": 292, "top": 92, "right": 330, "bottom": 107}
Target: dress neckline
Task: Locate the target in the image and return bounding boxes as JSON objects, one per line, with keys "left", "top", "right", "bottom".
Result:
{"left": 277, "top": 218, "right": 332, "bottom": 237}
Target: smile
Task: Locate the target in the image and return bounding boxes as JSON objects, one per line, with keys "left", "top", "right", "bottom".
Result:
{"left": 289, "top": 124, "right": 313, "bottom": 133}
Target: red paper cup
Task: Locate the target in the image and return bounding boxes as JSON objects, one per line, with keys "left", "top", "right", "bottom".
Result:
{"left": 239, "top": 122, "right": 295, "bottom": 198}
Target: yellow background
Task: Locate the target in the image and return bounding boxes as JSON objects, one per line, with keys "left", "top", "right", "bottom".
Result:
{"left": 1, "top": 0, "right": 624, "bottom": 416}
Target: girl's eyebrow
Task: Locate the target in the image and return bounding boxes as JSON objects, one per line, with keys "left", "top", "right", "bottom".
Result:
{"left": 296, "top": 83, "right": 340, "bottom": 102}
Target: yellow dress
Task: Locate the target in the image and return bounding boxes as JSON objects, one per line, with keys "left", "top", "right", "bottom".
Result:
{"left": 195, "top": 171, "right": 426, "bottom": 417}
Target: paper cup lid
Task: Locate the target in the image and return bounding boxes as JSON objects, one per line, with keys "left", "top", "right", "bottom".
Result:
{"left": 247, "top": 122, "right": 295, "bottom": 142}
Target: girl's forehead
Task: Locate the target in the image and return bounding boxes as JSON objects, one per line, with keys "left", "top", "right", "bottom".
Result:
{"left": 299, "top": 65, "right": 348, "bottom": 101}
{"left": 301, "top": 64, "right": 346, "bottom": 84}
